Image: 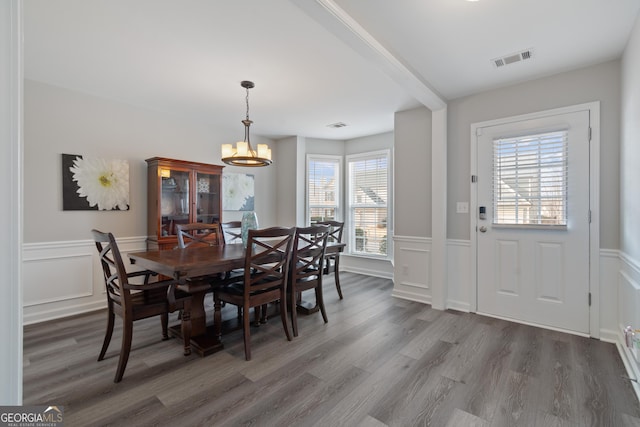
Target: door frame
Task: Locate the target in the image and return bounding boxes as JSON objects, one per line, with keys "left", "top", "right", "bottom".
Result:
{"left": 469, "top": 102, "right": 600, "bottom": 337}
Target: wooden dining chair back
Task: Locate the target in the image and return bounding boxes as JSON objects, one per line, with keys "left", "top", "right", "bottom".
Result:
{"left": 221, "top": 221, "right": 242, "bottom": 244}
{"left": 289, "top": 225, "right": 330, "bottom": 337}
{"left": 316, "top": 220, "right": 345, "bottom": 299}
{"left": 214, "top": 226, "right": 296, "bottom": 360}
{"left": 176, "top": 223, "right": 222, "bottom": 248}
{"left": 92, "top": 229, "right": 192, "bottom": 382}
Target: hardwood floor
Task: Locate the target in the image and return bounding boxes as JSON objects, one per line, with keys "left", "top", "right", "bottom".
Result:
{"left": 24, "top": 273, "right": 640, "bottom": 426}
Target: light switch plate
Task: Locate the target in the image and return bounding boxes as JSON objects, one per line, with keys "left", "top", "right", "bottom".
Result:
{"left": 456, "top": 202, "right": 469, "bottom": 213}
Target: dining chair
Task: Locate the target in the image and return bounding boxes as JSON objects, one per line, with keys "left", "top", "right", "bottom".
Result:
{"left": 289, "top": 225, "right": 330, "bottom": 337}
{"left": 221, "top": 221, "right": 242, "bottom": 244}
{"left": 176, "top": 223, "right": 223, "bottom": 248}
{"left": 316, "top": 220, "right": 345, "bottom": 299}
{"left": 214, "top": 226, "right": 296, "bottom": 360}
{"left": 92, "top": 229, "right": 192, "bottom": 383}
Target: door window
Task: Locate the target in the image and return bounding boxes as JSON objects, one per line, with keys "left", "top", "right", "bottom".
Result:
{"left": 493, "top": 130, "right": 568, "bottom": 226}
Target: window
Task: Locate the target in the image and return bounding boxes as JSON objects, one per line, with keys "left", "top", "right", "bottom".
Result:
{"left": 347, "top": 150, "right": 390, "bottom": 257}
{"left": 307, "top": 155, "right": 341, "bottom": 224}
{"left": 493, "top": 130, "right": 568, "bottom": 226}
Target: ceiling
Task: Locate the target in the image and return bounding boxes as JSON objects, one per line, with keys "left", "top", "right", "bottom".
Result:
{"left": 24, "top": 0, "right": 640, "bottom": 141}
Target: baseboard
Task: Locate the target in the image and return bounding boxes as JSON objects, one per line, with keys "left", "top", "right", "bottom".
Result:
{"left": 341, "top": 266, "right": 393, "bottom": 280}
{"left": 615, "top": 334, "right": 640, "bottom": 403}
{"left": 446, "top": 299, "right": 470, "bottom": 312}
{"left": 23, "top": 300, "right": 106, "bottom": 326}
{"left": 599, "top": 328, "right": 619, "bottom": 343}
{"left": 391, "top": 288, "right": 432, "bottom": 305}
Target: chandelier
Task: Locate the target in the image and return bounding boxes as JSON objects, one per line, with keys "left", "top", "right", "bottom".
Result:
{"left": 221, "top": 80, "right": 272, "bottom": 167}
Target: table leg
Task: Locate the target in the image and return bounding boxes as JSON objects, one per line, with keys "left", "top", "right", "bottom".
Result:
{"left": 169, "top": 281, "right": 223, "bottom": 357}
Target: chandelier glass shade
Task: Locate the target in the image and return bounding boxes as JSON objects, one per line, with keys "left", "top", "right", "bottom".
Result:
{"left": 221, "top": 81, "right": 272, "bottom": 167}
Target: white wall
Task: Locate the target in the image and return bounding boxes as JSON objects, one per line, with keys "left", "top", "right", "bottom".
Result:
{"left": 622, "top": 15, "right": 640, "bottom": 264}
{"left": 1, "top": 0, "right": 23, "bottom": 405}
{"left": 23, "top": 79, "right": 279, "bottom": 321}
{"left": 619, "top": 12, "right": 640, "bottom": 394}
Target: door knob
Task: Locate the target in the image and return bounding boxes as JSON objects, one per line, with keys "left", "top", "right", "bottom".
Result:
{"left": 479, "top": 226, "right": 487, "bottom": 233}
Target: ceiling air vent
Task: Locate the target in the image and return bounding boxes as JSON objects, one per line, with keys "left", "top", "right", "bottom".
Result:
{"left": 327, "top": 122, "right": 347, "bottom": 128}
{"left": 492, "top": 48, "right": 534, "bottom": 68}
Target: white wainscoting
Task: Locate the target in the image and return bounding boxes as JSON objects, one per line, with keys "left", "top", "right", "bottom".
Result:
{"left": 391, "top": 237, "right": 472, "bottom": 311}
{"left": 391, "top": 236, "right": 432, "bottom": 304}
{"left": 340, "top": 254, "right": 394, "bottom": 279}
{"left": 20, "top": 234, "right": 631, "bottom": 359}
{"left": 616, "top": 251, "right": 640, "bottom": 399}
{"left": 392, "top": 236, "right": 623, "bottom": 332}
{"left": 446, "top": 239, "right": 472, "bottom": 312}
{"left": 22, "top": 236, "right": 148, "bottom": 325}
{"left": 599, "top": 249, "right": 621, "bottom": 342}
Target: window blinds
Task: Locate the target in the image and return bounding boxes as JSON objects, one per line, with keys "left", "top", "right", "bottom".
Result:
{"left": 348, "top": 153, "right": 388, "bottom": 256}
{"left": 492, "top": 130, "right": 568, "bottom": 226}
{"left": 307, "top": 157, "right": 340, "bottom": 223}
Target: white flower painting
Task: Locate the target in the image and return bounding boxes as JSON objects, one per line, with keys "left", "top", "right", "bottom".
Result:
{"left": 222, "top": 173, "right": 255, "bottom": 211}
{"left": 62, "top": 154, "right": 130, "bottom": 211}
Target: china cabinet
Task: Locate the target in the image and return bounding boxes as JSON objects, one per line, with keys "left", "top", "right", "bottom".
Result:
{"left": 146, "top": 157, "right": 224, "bottom": 250}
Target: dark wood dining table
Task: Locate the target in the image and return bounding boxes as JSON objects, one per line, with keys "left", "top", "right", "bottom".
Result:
{"left": 128, "top": 242, "right": 344, "bottom": 356}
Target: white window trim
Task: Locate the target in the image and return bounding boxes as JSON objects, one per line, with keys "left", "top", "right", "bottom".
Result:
{"left": 346, "top": 149, "right": 392, "bottom": 260}
{"left": 306, "top": 154, "right": 343, "bottom": 225}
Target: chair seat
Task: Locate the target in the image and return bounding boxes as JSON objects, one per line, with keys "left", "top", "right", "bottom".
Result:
{"left": 128, "top": 288, "right": 189, "bottom": 321}
{"left": 218, "top": 280, "right": 281, "bottom": 298}
{"left": 129, "top": 287, "right": 177, "bottom": 305}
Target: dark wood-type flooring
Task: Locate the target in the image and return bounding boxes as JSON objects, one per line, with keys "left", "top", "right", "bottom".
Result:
{"left": 24, "top": 272, "right": 640, "bottom": 426}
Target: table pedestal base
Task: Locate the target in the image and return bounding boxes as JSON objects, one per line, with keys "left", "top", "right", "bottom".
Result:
{"left": 296, "top": 300, "right": 319, "bottom": 315}
{"left": 169, "top": 324, "right": 223, "bottom": 357}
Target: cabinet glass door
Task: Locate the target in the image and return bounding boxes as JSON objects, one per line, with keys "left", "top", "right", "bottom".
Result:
{"left": 160, "top": 170, "right": 190, "bottom": 236}
{"left": 195, "top": 172, "right": 220, "bottom": 224}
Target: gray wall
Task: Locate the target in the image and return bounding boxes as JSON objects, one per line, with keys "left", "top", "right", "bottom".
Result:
{"left": 24, "top": 79, "right": 279, "bottom": 243}
{"left": 621, "top": 14, "right": 640, "bottom": 260}
{"left": 394, "top": 107, "right": 432, "bottom": 238}
{"left": 1, "top": 0, "right": 22, "bottom": 404}
{"left": 345, "top": 131, "right": 393, "bottom": 155}
{"left": 274, "top": 136, "right": 301, "bottom": 227}
{"left": 447, "top": 60, "right": 621, "bottom": 248}
{"left": 305, "top": 138, "right": 345, "bottom": 157}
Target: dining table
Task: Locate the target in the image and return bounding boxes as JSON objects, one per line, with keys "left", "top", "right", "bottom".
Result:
{"left": 128, "top": 241, "right": 345, "bottom": 356}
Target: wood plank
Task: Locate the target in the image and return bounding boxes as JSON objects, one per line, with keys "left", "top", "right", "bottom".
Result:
{"left": 22, "top": 272, "right": 640, "bottom": 426}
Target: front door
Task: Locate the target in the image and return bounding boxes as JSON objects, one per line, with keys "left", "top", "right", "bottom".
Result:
{"left": 475, "top": 109, "right": 591, "bottom": 333}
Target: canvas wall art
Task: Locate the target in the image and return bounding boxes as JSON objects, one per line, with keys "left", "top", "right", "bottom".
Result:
{"left": 222, "top": 173, "right": 255, "bottom": 211}
{"left": 62, "top": 153, "right": 130, "bottom": 211}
